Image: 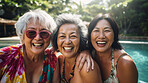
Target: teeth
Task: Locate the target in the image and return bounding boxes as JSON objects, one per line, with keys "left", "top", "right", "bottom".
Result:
{"left": 64, "top": 47, "right": 72, "bottom": 50}
{"left": 34, "top": 44, "right": 42, "bottom": 46}
{"left": 97, "top": 42, "right": 106, "bottom": 44}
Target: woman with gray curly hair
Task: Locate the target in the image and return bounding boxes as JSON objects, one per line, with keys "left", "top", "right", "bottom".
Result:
{"left": 52, "top": 14, "right": 102, "bottom": 83}
{"left": 0, "top": 9, "right": 57, "bottom": 83}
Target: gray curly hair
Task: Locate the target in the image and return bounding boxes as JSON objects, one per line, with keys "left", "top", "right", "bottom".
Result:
{"left": 15, "top": 9, "right": 56, "bottom": 43}
{"left": 52, "top": 13, "right": 88, "bottom": 52}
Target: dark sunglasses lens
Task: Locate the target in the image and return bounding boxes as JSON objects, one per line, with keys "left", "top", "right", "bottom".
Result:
{"left": 26, "top": 30, "right": 36, "bottom": 38}
{"left": 40, "top": 31, "right": 50, "bottom": 39}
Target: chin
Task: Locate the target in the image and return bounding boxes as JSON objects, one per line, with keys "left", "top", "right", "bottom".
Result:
{"left": 33, "top": 49, "right": 44, "bottom": 54}
{"left": 63, "top": 53, "right": 75, "bottom": 58}
{"left": 96, "top": 48, "right": 106, "bottom": 53}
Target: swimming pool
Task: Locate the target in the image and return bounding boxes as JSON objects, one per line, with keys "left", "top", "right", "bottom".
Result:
{"left": 121, "top": 42, "right": 148, "bottom": 83}
{"left": 0, "top": 39, "right": 148, "bottom": 83}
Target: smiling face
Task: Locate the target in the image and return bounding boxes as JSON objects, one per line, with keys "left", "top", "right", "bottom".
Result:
{"left": 57, "top": 24, "right": 80, "bottom": 58}
{"left": 91, "top": 19, "right": 114, "bottom": 53}
{"left": 22, "top": 19, "right": 50, "bottom": 55}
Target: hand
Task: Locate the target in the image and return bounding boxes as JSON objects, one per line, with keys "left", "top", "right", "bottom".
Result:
{"left": 76, "top": 50, "right": 94, "bottom": 72}
{"left": 49, "top": 46, "right": 55, "bottom": 54}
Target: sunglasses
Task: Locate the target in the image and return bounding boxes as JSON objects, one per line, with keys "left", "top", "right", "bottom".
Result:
{"left": 25, "top": 30, "right": 51, "bottom": 39}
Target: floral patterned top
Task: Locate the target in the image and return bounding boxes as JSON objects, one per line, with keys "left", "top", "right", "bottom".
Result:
{"left": 104, "top": 50, "right": 119, "bottom": 83}
{"left": 0, "top": 44, "right": 57, "bottom": 83}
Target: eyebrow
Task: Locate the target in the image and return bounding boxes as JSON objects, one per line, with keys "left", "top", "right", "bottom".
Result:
{"left": 95, "top": 26, "right": 111, "bottom": 29}
{"left": 27, "top": 27, "right": 47, "bottom": 30}
{"left": 70, "top": 32, "right": 77, "bottom": 34}
{"left": 58, "top": 32, "right": 65, "bottom": 35}
{"left": 27, "top": 26, "right": 35, "bottom": 29}
{"left": 104, "top": 27, "right": 112, "bottom": 29}
{"left": 58, "top": 31, "right": 77, "bottom": 35}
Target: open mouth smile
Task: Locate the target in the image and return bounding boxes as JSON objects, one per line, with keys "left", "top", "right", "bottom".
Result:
{"left": 96, "top": 41, "right": 106, "bottom": 46}
{"left": 33, "top": 43, "right": 43, "bottom": 47}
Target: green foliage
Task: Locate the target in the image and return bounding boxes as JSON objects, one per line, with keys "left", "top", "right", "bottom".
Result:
{"left": 86, "top": 5, "right": 106, "bottom": 17}
{"left": 86, "top": 0, "right": 148, "bottom": 36}
{"left": 0, "top": 0, "right": 42, "bottom": 19}
{"left": 81, "top": 15, "right": 92, "bottom": 22}
{"left": 125, "top": 0, "right": 148, "bottom": 36}
{"left": 0, "top": 0, "right": 72, "bottom": 19}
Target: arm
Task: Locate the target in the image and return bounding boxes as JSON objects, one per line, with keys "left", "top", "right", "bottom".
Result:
{"left": 74, "top": 60, "right": 102, "bottom": 83}
{"left": 52, "top": 56, "right": 61, "bottom": 83}
{"left": 48, "top": 46, "right": 55, "bottom": 54}
{"left": 117, "top": 55, "right": 138, "bottom": 83}
{"left": 76, "top": 50, "right": 94, "bottom": 72}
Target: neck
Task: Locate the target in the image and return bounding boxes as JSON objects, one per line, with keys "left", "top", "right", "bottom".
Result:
{"left": 62, "top": 55, "right": 76, "bottom": 83}
{"left": 65, "top": 55, "right": 77, "bottom": 66}
{"left": 23, "top": 46, "right": 44, "bottom": 62}
{"left": 96, "top": 48, "right": 112, "bottom": 60}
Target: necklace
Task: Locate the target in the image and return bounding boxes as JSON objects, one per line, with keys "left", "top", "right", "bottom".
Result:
{"left": 61, "top": 58, "right": 76, "bottom": 83}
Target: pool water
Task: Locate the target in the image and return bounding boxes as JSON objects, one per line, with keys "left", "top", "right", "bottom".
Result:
{"left": 121, "top": 43, "right": 148, "bottom": 83}
{"left": 0, "top": 40, "right": 148, "bottom": 83}
{"left": 0, "top": 40, "right": 20, "bottom": 48}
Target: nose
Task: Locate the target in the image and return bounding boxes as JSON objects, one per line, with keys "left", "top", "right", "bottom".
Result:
{"left": 34, "top": 32, "right": 42, "bottom": 40}
{"left": 98, "top": 31, "right": 105, "bottom": 39}
{"left": 65, "top": 37, "right": 71, "bottom": 44}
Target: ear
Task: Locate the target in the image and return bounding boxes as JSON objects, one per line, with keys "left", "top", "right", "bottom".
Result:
{"left": 20, "top": 35, "right": 25, "bottom": 44}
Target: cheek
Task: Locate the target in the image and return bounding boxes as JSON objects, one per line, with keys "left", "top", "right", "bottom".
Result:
{"left": 111, "top": 35, "right": 114, "bottom": 44}
{"left": 23, "top": 35, "right": 31, "bottom": 44}
{"left": 74, "top": 40, "right": 80, "bottom": 52}
{"left": 76, "top": 40, "right": 80, "bottom": 47}
{"left": 45, "top": 39, "right": 50, "bottom": 44}
{"left": 57, "top": 38, "right": 62, "bottom": 48}
{"left": 91, "top": 31, "right": 98, "bottom": 39}
{"left": 73, "top": 38, "right": 80, "bottom": 48}
{"left": 91, "top": 33, "right": 96, "bottom": 44}
{"left": 107, "top": 33, "right": 114, "bottom": 44}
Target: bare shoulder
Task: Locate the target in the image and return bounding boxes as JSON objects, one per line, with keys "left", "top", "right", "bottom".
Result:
{"left": 77, "top": 60, "right": 102, "bottom": 83}
{"left": 81, "top": 60, "right": 100, "bottom": 74}
{"left": 115, "top": 50, "right": 136, "bottom": 69}
{"left": 117, "top": 55, "right": 137, "bottom": 71}
{"left": 115, "top": 50, "right": 138, "bottom": 83}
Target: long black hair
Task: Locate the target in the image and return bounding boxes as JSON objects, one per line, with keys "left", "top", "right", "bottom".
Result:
{"left": 88, "top": 14, "right": 122, "bottom": 52}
